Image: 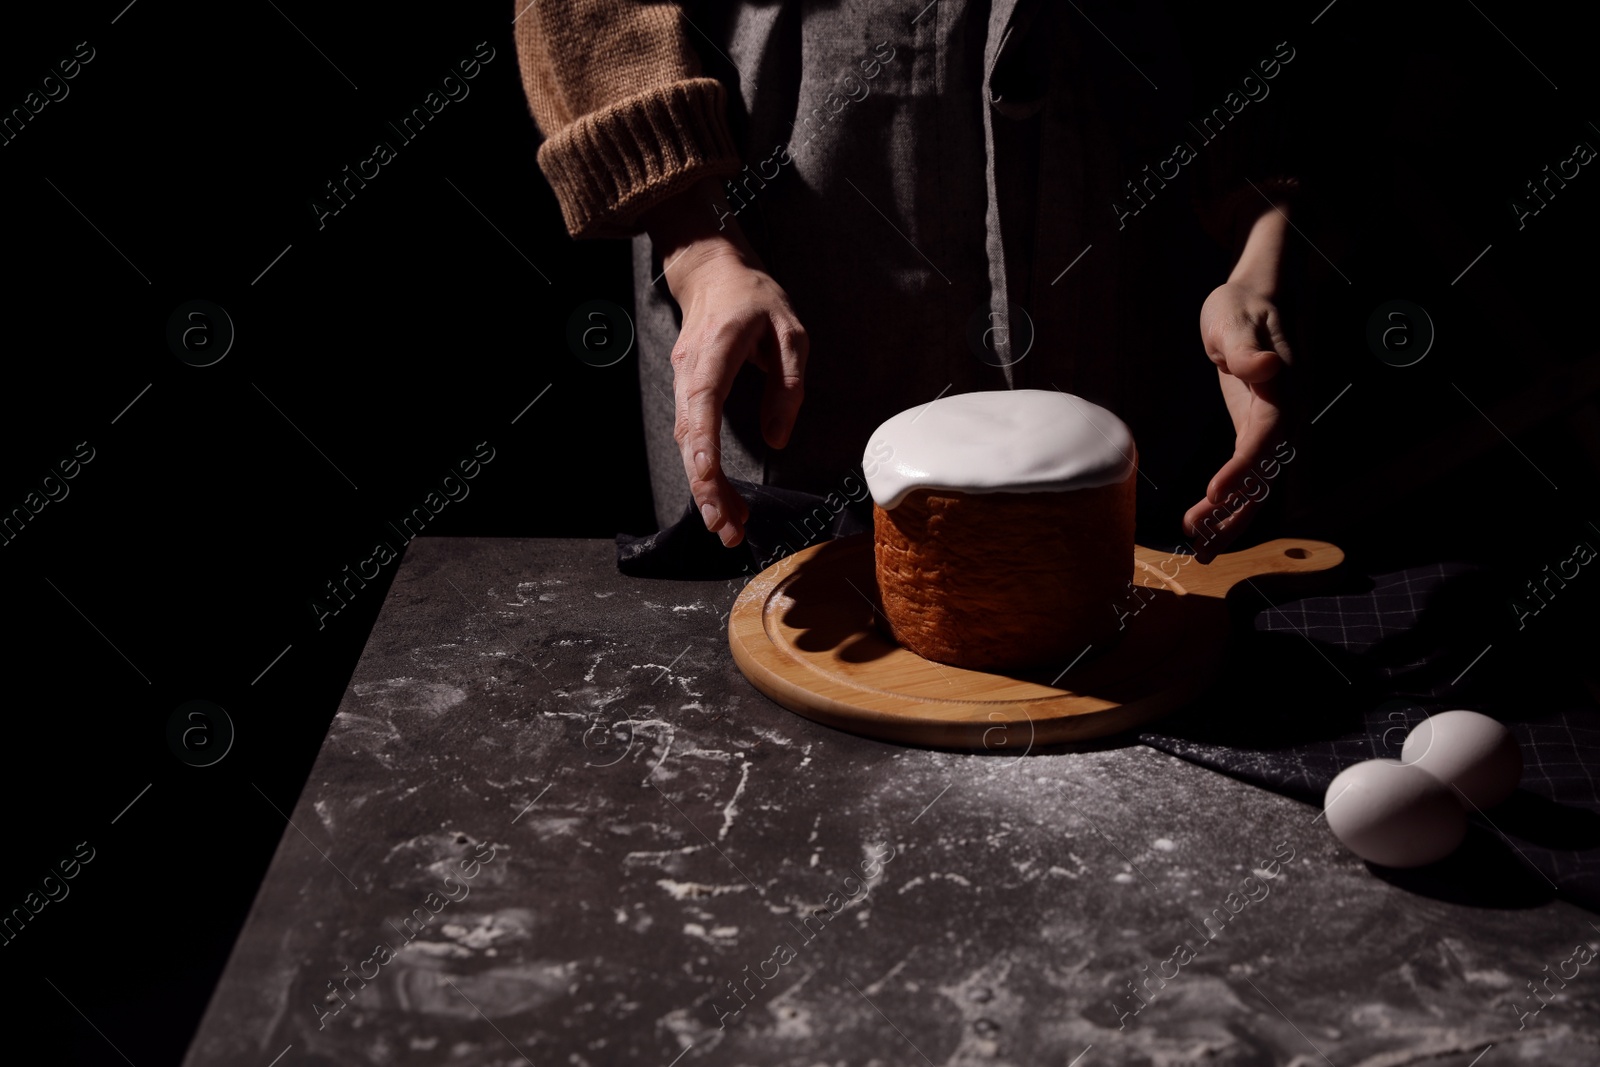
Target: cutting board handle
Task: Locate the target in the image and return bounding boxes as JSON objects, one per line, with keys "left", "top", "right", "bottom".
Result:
{"left": 1175, "top": 537, "right": 1345, "bottom": 598}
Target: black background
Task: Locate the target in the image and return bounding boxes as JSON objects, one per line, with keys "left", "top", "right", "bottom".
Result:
{"left": 1, "top": 1, "right": 1596, "bottom": 1064}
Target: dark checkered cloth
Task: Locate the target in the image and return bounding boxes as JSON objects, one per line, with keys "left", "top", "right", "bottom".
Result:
{"left": 1139, "top": 561, "right": 1600, "bottom": 912}
{"left": 619, "top": 484, "right": 1600, "bottom": 911}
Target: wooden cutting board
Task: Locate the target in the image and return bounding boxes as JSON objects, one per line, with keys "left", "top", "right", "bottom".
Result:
{"left": 728, "top": 534, "right": 1344, "bottom": 748}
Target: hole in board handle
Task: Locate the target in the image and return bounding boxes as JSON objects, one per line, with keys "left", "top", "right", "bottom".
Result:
{"left": 1283, "top": 547, "right": 1310, "bottom": 559}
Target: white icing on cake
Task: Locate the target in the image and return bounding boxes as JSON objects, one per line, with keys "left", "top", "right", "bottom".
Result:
{"left": 863, "top": 389, "right": 1135, "bottom": 509}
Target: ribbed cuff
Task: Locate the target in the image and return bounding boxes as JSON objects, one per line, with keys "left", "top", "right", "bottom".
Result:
{"left": 537, "top": 77, "right": 743, "bottom": 240}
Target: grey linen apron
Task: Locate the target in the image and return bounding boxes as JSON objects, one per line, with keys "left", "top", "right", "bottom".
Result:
{"left": 634, "top": 0, "right": 1225, "bottom": 534}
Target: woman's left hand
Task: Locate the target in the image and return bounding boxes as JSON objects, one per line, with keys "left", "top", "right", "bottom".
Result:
{"left": 1183, "top": 277, "right": 1291, "bottom": 563}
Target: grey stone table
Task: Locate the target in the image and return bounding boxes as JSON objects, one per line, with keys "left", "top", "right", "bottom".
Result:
{"left": 186, "top": 538, "right": 1600, "bottom": 1067}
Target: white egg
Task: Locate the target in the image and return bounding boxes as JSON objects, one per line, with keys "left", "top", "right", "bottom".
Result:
{"left": 1401, "top": 710, "right": 1522, "bottom": 809}
{"left": 1323, "top": 759, "right": 1466, "bottom": 868}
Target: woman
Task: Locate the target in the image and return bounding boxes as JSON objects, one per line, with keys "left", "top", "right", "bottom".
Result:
{"left": 516, "top": 0, "right": 1300, "bottom": 563}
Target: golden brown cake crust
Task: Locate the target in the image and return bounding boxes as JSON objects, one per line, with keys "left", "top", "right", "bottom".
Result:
{"left": 872, "top": 469, "right": 1136, "bottom": 671}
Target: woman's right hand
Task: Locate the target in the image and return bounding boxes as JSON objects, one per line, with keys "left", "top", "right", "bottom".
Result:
{"left": 641, "top": 177, "right": 809, "bottom": 548}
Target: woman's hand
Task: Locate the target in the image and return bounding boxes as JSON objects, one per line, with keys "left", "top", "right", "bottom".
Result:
{"left": 641, "top": 178, "right": 809, "bottom": 548}
{"left": 1183, "top": 203, "right": 1293, "bottom": 563}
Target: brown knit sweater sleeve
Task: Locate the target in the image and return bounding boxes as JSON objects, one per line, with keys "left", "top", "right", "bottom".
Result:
{"left": 514, "top": 0, "right": 743, "bottom": 239}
